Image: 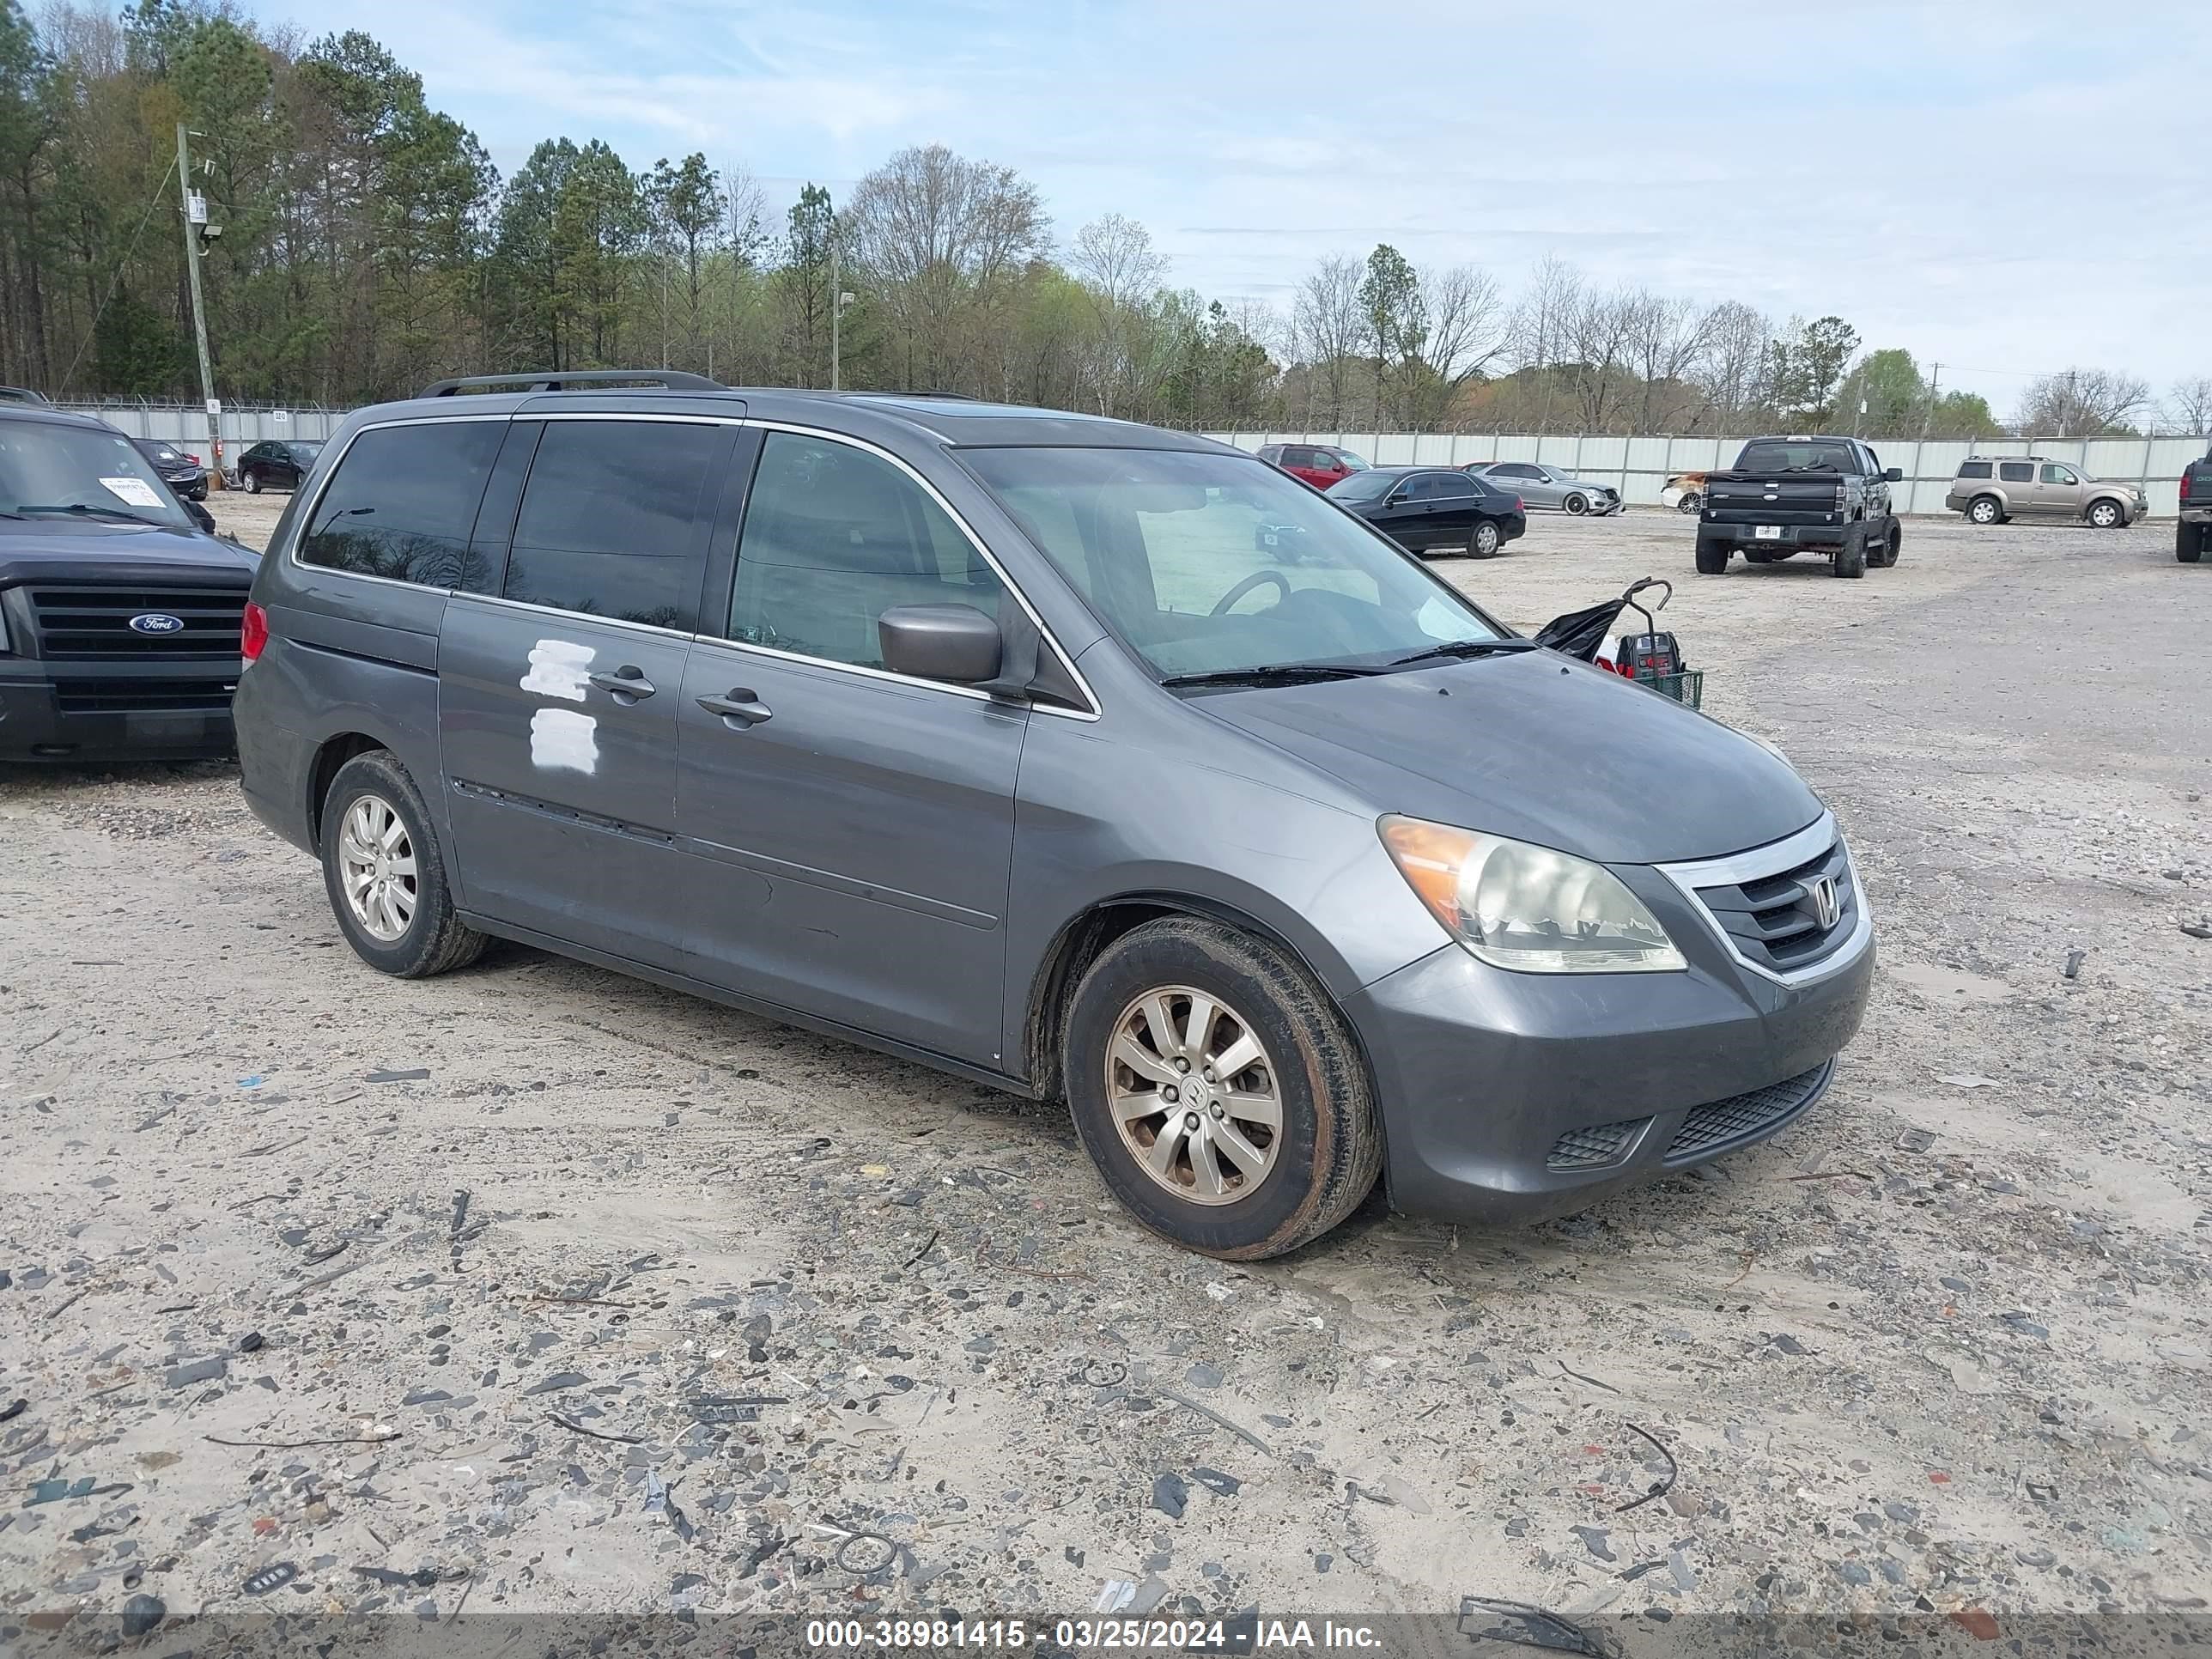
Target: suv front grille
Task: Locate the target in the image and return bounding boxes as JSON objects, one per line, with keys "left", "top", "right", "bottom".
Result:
{"left": 54, "top": 678, "right": 237, "bottom": 715}
{"left": 1692, "top": 836, "right": 1856, "bottom": 975}
{"left": 27, "top": 586, "right": 246, "bottom": 658}
{"left": 1663, "top": 1064, "right": 1830, "bottom": 1164}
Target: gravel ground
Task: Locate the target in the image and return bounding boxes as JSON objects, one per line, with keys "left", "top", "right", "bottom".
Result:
{"left": 3, "top": 497, "right": 2209, "bottom": 1647}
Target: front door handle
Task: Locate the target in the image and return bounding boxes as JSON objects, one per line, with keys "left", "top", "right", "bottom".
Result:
{"left": 696, "top": 689, "right": 773, "bottom": 727}
{"left": 588, "top": 667, "right": 655, "bottom": 702}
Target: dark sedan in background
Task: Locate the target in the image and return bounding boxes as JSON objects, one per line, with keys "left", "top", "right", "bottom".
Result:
{"left": 236, "top": 439, "right": 322, "bottom": 492}
{"left": 131, "top": 436, "right": 209, "bottom": 500}
{"left": 1328, "top": 465, "right": 1528, "bottom": 557}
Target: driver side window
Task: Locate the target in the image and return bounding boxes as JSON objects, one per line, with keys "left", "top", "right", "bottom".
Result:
{"left": 726, "top": 432, "right": 1006, "bottom": 672}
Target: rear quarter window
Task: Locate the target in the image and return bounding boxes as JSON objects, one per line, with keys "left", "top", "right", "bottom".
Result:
{"left": 1957, "top": 461, "right": 1992, "bottom": 479}
{"left": 297, "top": 422, "right": 505, "bottom": 586}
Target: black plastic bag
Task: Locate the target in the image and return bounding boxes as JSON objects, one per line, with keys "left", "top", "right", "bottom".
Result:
{"left": 1533, "top": 597, "right": 1628, "bottom": 662}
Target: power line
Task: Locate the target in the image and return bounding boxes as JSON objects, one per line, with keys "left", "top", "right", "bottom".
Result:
{"left": 59, "top": 155, "right": 180, "bottom": 391}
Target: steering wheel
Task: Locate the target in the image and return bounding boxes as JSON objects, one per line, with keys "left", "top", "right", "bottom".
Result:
{"left": 1211, "top": 569, "right": 1291, "bottom": 617}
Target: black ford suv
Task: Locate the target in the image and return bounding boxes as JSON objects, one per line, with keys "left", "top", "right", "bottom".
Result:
{"left": 1, "top": 404, "right": 256, "bottom": 763}
{"left": 1695, "top": 434, "right": 1903, "bottom": 579}
{"left": 2181, "top": 447, "right": 2209, "bottom": 564}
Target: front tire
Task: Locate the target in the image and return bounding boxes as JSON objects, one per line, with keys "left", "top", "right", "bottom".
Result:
{"left": 1563, "top": 492, "right": 1589, "bottom": 515}
{"left": 319, "top": 750, "right": 486, "bottom": 979}
{"left": 1966, "top": 495, "right": 2000, "bottom": 526}
{"left": 1676, "top": 492, "right": 1703, "bottom": 515}
{"left": 1694, "top": 536, "right": 1729, "bottom": 574}
{"left": 244, "top": 469, "right": 263, "bottom": 494}
{"left": 2087, "top": 499, "right": 2123, "bottom": 530}
{"left": 1064, "top": 917, "right": 1380, "bottom": 1260}
{"left": 2181, "top": 522, "right": 2207, "bottom": 564}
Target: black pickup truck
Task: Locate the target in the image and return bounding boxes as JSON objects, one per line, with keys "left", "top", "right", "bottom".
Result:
{"left": 2181, "top": 447, "right": 2209, "bottom": 564}
{"left": 1694, "top": 434, "right": 1903, "bottom": 579}
{"left": 1, "top": 403, "right": 255, "bottom": 763}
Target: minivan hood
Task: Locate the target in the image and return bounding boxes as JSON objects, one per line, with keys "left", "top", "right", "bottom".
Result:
{"left": 1197, "top": 651, "right": 1824, "bottom": 866}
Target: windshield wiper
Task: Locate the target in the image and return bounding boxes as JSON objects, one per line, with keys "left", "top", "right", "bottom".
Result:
{"left": 15, "top": 502, "right": 164, "bottom": 526}
{"left": 1160, "top": 662, "right": 1394, "bottom": 690}
{"left": 1387, "top": 637, "right": 1540, "bottom": 669}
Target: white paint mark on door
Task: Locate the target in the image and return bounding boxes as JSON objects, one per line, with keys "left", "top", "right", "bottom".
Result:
{"left": 520, "top": 639, "right": 594, "bottom": 702}
{"left": 530, "top": 708, "right": 599, "bottom": 774}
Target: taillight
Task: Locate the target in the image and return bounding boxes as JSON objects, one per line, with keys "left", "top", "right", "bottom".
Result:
{"left": 185, "top": 453, "right": 200, "bottom": 465}
{"left": 1515, "top": 497, "right": 1525, "bottom": 513}
{"left": 240, "top": 601, "right": 268, "bottom": 663}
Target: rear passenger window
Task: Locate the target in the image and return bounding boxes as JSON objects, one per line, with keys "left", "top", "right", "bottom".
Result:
{"left": 1999, "top": 462, "right": 2033, "bottom": 483}
{"left": 1957, "top": 461, "right": 1992, "bottom": 479}
{"left": 501, "top": 421, "right": 725, "bottom": 631}
{"left": 298, "top": 422, "right": 503, "bottom": 586}
{"left": 726, "top": 431, "right": 1005, "bottom": 672}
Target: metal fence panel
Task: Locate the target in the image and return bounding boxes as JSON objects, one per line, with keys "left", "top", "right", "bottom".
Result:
{"left": 53, "top": 401, "right": 344, "bottom": 456}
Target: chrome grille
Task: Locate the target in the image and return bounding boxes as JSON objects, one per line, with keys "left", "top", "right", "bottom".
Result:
{"left": 1692, "top": 836, "right": 1856, "bottom": 975}
{"left": 1663, "top": 1064, "right": 1830, "bottom": 1164}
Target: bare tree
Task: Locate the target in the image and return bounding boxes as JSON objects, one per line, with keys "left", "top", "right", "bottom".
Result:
{"left": 843, "top": 143, "right": 1050, "bottom": 392}
{"left": 1412, "top": 264, "right": 1504, "bottom": 428}
{"left": 2166, "top": 374, "right": 2212, "bottom": 437}
{"left": 2014, "top": 368, "right": 2151, "bottom": 436}
{"left": 1621, "top": 290, "right": 1718, "bottom": 432}
{"left": 1068, "top": 213, "right": 1170, "bottom": 416}
{"left": 1504, "top": 256, "right": 1584, "bottom": 431}
{"left": 1560, "top": 283, "right": 1638, "bottom": 432}
{"left": 1691, "top": 301, "right": 1774, "bottom": 429}
{"left": 1291, "top": 253, "right": 1366, "bottom": 430}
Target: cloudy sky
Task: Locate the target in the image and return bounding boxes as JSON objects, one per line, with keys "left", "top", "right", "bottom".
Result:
{"left": 258, "top": 0, "right": 2209, "bottom": 416}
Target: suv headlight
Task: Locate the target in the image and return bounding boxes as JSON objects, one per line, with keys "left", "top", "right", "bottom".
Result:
{"left": 1379, "top": 816, "right": 1686, "bottom": 974}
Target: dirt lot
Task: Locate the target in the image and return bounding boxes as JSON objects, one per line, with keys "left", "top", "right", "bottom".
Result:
{"left": 3, "top": 497, "right": 2209, "bottom": 1644}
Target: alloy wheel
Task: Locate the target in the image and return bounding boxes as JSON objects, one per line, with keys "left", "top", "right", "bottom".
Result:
{"left": 1105, "top": 986, "right": 1282, "bottom": 1206}
{"left": 338, "top": 793, "right": 417, "bottom": 943}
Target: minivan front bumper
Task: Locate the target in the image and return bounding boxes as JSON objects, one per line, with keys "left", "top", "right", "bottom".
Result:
{"left": 1345, "top": 846, "right": 1875, "bottom": 1225}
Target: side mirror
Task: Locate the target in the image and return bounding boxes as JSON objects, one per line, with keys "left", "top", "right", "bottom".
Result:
{"left": 1882, "top": 466, "right": 1903, "bottom": 483}
{"left": 1384, "top": 489, "right": 1409, "bottom": 506}
{"left": 185, "top": 499, "right": 216, "bottom": 534}
{"left": 878, "top": 603, "right": 1002, "bottom": 685}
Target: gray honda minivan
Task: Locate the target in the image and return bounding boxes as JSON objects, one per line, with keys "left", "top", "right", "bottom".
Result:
{"left": 233, "top": 372, "right": 1873, "bottom": 1260}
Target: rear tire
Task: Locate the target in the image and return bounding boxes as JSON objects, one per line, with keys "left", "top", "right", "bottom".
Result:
{"left": 1064, "top": 917, "right": 1380, "bottom": 1260}
{"left": 1833, "top": 526, "right": 1867, "bottom": 578}
{"left": 1966, "top": 494, "right": 2000, "bottom": 526}
{"left": 2181, "top": 522, "right": 2207, "bottom": 564}
{"left": 1563, "top": 492, "right": 1589, "bottom": 515}
{"left": 2087, "top": 499, "right": 2123, "bottom": 530}
{"left": 319, "top": 750, "right": 486, "bottom": 979}
{"left": 1882, "top": 523, "right": 1902, "bottom": 567}
{"left": 1470, "top": 520, "right": 1503, "bottom": 557}
{"left": 1694, "top": 536, "right": 1729, "bottom": 574}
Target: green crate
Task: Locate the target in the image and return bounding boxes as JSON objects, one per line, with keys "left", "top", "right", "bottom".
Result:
{"left": 1635, "top": 667, "right": 1704, "bottom": 710}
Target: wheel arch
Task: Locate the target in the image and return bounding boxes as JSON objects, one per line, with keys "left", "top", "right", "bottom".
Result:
{"left": 307, "top": 730, "right": 397, "bottom": 853}
{"left": 1021, "top": 891, "right": 1378, "bottom": 1110}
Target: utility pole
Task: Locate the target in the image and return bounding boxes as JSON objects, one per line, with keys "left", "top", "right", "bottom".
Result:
{"left": 830, "top": 234, "right": 840, "bottom": 392}
{"left": 175, "top": 125, "right": 223, "bottom": 487}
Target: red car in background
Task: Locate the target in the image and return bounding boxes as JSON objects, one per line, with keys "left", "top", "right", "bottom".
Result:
{"left": 1257, "top": 443, "right": 1371, "bottom": 490}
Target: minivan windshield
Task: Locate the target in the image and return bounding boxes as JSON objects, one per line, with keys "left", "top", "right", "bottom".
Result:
{"left": 0, "top": 420, "right": 193, "bottom": 531}
{"left": 963, "top": 447, "right": 1504, "bottom": 682}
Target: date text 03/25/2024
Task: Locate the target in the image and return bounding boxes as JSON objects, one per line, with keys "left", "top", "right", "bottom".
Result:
{"left": 804, "top": 1618, "right": 1383, "bottom": 1650}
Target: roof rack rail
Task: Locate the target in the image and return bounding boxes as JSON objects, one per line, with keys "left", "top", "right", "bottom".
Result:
{"left": 418, "top": 369, "right": 725, "bottom": 398}
{"left": 864, "top": 389, "right": 975, "bottom": 401}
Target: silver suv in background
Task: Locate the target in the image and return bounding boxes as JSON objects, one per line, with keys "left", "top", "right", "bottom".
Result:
{"left": 1948, "top": 457, "right": 2147, "bottom": 528}
{"left": 232, "top": 370, "right": 1872, "bottom": 1260}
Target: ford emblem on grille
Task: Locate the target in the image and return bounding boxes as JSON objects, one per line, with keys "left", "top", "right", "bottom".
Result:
{"left": 128, "top": 612, "right": 185, "bottom": 635}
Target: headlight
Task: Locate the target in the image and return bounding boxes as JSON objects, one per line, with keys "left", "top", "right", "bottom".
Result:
{"left": 1379, "top": 816, "right": 1686, "bottom": 974}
